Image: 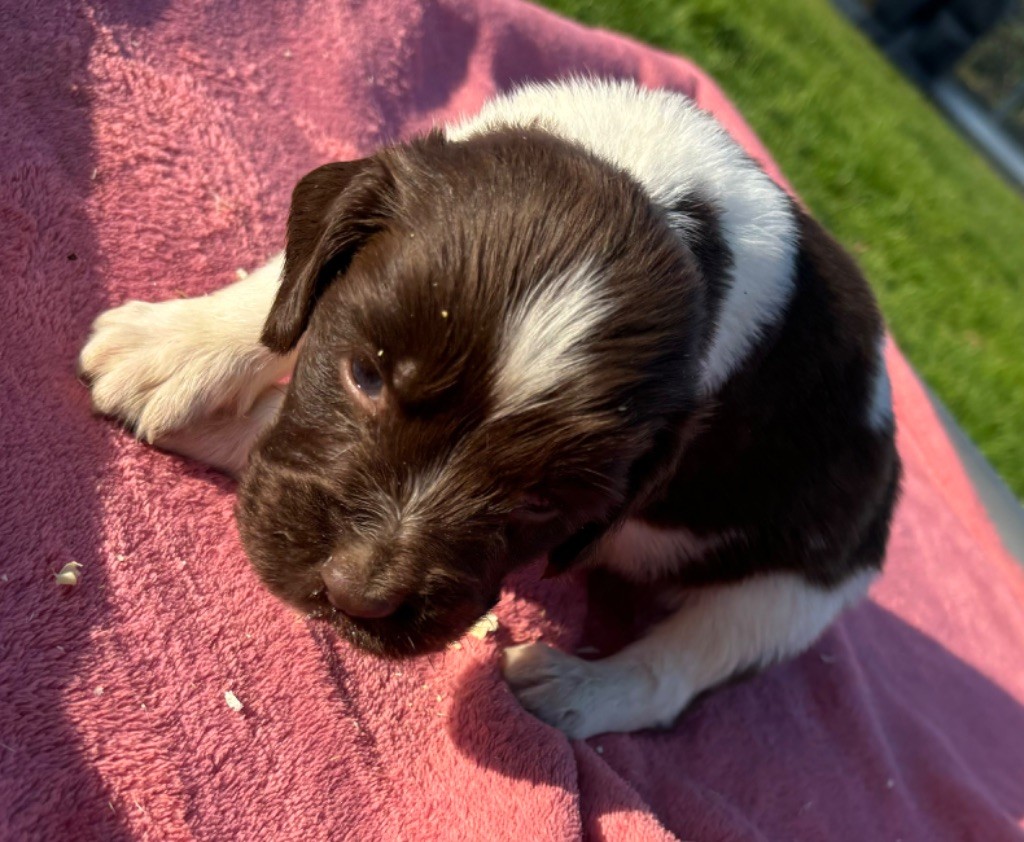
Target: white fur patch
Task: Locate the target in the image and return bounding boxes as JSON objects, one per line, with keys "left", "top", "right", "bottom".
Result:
{"left": 594, "top": 519, "right": 744, "bottom": 581}
{"left": 503, "top": 569, "right": 875, "bottom": 738}
{"left": 866, "top": 334, "right": 894, "bottom": 431}
{"left": 448, "top": 78, "right": 797, "bottom": 395}
{"left": 491, "top": 260, "right": 611, "bottom": 418}
{"left": 158, "top": 384, "right": 286, "bottom": 477}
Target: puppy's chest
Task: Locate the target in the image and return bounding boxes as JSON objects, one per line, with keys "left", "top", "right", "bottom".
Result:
{"left": 592, "top": 519, "right": 743, "bottom": 582}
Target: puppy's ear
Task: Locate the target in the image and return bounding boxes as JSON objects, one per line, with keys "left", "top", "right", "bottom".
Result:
{"left": 625, "top": 410, "right": 708, "bottom": 512}
{"left": 261, "top": 159, "right": 394, "bottom": 353}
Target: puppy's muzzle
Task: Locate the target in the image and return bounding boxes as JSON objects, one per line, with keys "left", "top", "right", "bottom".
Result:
{"left": 319, "top": 554, "right": 406, "bottom": 620}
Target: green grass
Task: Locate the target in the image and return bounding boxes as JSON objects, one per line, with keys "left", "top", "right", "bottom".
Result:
{"left": 539, "top": 0, "right": 1024, "bottom": 500}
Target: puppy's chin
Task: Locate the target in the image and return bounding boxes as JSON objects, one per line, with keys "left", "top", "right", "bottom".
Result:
{"left": 306, "top": 589, "right": 502, "bottom": 659}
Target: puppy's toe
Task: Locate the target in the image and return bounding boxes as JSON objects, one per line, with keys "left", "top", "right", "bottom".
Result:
{"left": 78, "top": 298, "right": 227, "bottom": 441}
{"left": 79, "top": 303, "right": 136, "bottom": 380}
{"left": 501, "top": 643, "right": 602, "bottom": 739}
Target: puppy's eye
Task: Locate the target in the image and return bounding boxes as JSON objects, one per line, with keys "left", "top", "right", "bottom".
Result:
{"left": 350, "top": 355, "right": 384, "bottom": 398}
{"left": 342, "top": 353, "right": 386, "bottom": 412}
{"left": 512, "top": 492, "right": 559, "bottom": 522}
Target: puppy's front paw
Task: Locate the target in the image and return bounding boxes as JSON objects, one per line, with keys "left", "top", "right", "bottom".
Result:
{"left": 502, "top": 643, "right": 608, "bottom": 739}
{"left": 79, "top": 297, "right": 270, "bottom": 441}
{"left": 79, "top": 299, "right": 214, "bottom": 440}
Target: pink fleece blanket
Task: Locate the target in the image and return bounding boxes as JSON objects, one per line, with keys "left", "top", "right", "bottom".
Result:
{"left": 2, "top": 1, "right": 1024, "bottom": 839}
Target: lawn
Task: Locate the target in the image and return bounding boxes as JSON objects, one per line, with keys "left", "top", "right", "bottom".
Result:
{"left": 539, "top": 0, "right": 1024, "bottom": 501}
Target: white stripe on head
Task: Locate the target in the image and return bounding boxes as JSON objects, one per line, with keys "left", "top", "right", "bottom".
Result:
{"left": 396, "top": 261, "right": 609, "bottom": 527}
{"left": 448, "top": 77, "right": 797, "bottom": 396}
{"left": 491, "top": 260, "right": 612, "bottom": 419}
{"left": 866, "top": 334, "right": 894, "bottom": 431}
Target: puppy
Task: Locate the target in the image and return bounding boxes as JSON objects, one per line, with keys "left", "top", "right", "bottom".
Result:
{"left": 79, "top": 79, "right": 900, "bottom": 739}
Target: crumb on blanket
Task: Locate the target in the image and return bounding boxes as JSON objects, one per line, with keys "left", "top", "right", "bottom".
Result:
{"left": 54, "top": 561, "right": 82, "bottom": 587}
{"left": 467, "top": 612, "right": 499, "bottom": 640}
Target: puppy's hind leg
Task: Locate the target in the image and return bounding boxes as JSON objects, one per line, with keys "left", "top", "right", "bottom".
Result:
{"left": 79, "top": 254, "right": 294, "bottom": 471}
{"left": 503, "top": 570, "right": 875, "bottom": 739}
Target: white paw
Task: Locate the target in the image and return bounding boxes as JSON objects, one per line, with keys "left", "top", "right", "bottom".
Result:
{"left": 503, "top": 642, "right": 687, "bottom": 738}
{"left": 503, "top": 643, "right": 598, "bottom": 738}
{"left": 79, "top": 297, "right": 281, "bottom": 442}
{"left": 503, "top": 642, "right": 661, "bottom": 739}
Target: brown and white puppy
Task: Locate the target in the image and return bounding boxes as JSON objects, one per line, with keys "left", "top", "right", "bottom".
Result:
{"left": 79, "top": 79, "right": 900, "bottom": 739}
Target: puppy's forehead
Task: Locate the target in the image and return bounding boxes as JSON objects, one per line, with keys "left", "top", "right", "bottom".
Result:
{"left": 315, "top": 133, "right": 632, "bottom": 399}
{"left": 306, "top": 128, "right": 700, "bottom": 496}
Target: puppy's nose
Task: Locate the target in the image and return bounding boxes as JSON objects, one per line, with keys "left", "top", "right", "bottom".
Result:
{"left": 320, "top": 562, "right": 401, "bottom": 619}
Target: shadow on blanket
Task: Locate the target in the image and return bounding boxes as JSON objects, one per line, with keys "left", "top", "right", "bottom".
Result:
{"left": 2, "top": 2, "right": 168, "bottom": 838}
{"left": 447, "top": 600, "right": 1024, "bottom": 829}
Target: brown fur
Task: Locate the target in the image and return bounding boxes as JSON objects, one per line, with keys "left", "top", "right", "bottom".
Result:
{"left": 235, "top": 128, "right": 900, "bottom": 658}
{"left": 237, "top": 129, "right": 708, "bottom": 656}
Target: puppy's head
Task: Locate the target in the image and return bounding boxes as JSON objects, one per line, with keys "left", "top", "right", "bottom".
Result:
{"left": 236, "top": 128, "right": 706, "bottom": 657}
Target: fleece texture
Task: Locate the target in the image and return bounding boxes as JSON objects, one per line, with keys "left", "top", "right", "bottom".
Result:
{"left": 2, "top": 1, "right": 1023, "bottom": 839}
